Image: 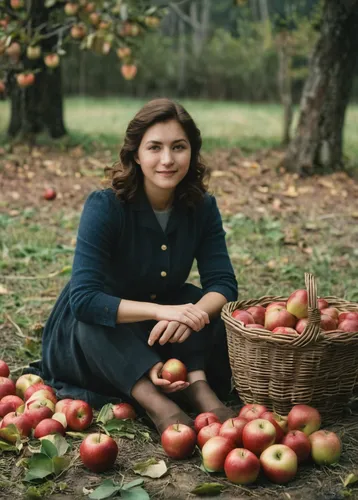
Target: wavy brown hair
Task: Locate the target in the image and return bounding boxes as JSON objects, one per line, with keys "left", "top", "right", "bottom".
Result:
{"left": 105, "top": 98, "right": 210, "bottom": 207}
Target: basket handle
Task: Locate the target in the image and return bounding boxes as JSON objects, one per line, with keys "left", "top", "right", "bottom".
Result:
{"left": 290, "top": 272, "right": 322, "bottom": 347}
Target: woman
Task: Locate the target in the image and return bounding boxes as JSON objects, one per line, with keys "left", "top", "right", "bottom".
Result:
{"left": 33, "top": 98, "right": 238, "bottom": 433}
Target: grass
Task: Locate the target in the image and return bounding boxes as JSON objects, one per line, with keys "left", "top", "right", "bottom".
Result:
{"left": 0, "top": 97, "right": 358, "bottom": 157}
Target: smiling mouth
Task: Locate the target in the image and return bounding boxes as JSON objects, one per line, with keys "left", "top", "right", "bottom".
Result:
{"left": 157, "top": 171, "right": 177, "bottom": 174}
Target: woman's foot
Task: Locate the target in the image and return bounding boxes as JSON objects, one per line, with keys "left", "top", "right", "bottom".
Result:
{"left": 146, "top": 408, "right": 194, "bottom": 435}
{"left": 184, "top": 379, "right": 236, "bottom": 422}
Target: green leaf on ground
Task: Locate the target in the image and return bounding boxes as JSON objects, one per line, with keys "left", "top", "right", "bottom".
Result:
{"left": 191, "top": 483, "right": 226, "bottom": 496}
{"left": 24, "top": 453, "right": 54, "bottom": 481}
{"left": 40, "top": 439, "right": 58, "bottom": 459}
{"left": 122, "top": 479, "right": 144, "bottom": 490}
{"left": 343, "top": 473, "right": 358, "bottom": 487}
{"left": 96, "top": 403, "right": 114, "bottom": 424}
{"left": 41, "top": 435, "right": 70, "bottom": 456}
{"left": 88, "top": 479, "right": 122, "bottom": 499}
{"left": 133, "top": 458, "right": 167, "bottom": 478}
{"left": 0, "top": 438, "right": 17, "bottom": 452}
{"left": 121, "top": 488, "right": 150, "bottom": 500}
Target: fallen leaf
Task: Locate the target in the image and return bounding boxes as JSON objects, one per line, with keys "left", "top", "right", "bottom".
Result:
{"left": 133, "top": 458, "right": 167, "bottom": 478}
{"left": 343, "top": 472, "right": 358, "bottom": 487}
{"left": 191, "top": 482, "right": 226, "bottom": 496}
{"left": 282, "top": 185, "right": 298, "bottom": 197}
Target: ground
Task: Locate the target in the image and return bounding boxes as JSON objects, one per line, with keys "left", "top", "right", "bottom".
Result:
{"left": 1, "top": 142, "right": 358, "bottom": 500}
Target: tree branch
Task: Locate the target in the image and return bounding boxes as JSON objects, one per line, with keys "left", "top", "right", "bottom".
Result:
{"left": 169, "top": 1, "right": 201, "bottom": 30}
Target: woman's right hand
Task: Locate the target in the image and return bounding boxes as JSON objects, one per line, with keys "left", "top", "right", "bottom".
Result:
{"left": 148, "top": 362, "right": 190, "bottom": 393}
{"left": 154, "top": 303, "right": 210, "bottom": 332}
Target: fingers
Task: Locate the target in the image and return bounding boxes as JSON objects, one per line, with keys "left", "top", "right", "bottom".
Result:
{"left": 161, "top": 381, "right": 190, "bottom": 393}
{"left": 187, "top": 303, "right": 210, "bottom": 329}
{"left": 177, "top": 328, "right": 193, "bottom": 344}
{"left": 169, "top": 324, "right": 190, "bottom": 343}
{"left": 158, "top": 321, "right": 181, "bottom": 345}
{"left": 148, "top": 320, "right": 169, "bottom": 346}
{"left": 148, "top": 362, "right": 171, "bottom": 387}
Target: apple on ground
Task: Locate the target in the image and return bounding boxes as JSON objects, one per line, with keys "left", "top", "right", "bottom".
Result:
{"left": 112, "top": 402, "right": 136, "bottom": 420}
{"left": 26, "top": 389, "right": 57, "bottom": 407}
{"left": 296, "top": 318, "right": 309, "bottom": 334}
{"left": 24, "top": 383, "right": 55, "bottom": 401}
{"left": 281, "top": 430, "right": 311, "bottom": 463}
{"left": 272, "top": 327, "right": 297, "bottom": 335}
{"left": 317, "top": 298, "right": 329, "bottom": 310}
{"left": 34, "top": 418, "right": 66, "bottom": 438}
{"left": 201, "top": 436, "right": 235, "bottom": 472}
{"left": 265, "top": 309, "right": 297, "bottom": 331}
{"left": 231, "top": 310, "right": 254, "bottom": 325}
{"left": 238, "top": 403, "right": 267, "bottom": 421}
{"left": 43, "top": 188, "right": 57, "bottom": 201}
{"left": 65, "top": 400, "right": 93, "bottom": 430}
{"left": 246, "top": 306, "right": 266, "bottom": 325}
{"left": 25, "top": 399, "right": 55, "bottom": 428}
{"left": 320, "top": 314, "right": 337, "bottom": 331}
{"left": 194, "top": 412, "right": 220, "bottom": 433}
{"left": 15, "top": 374, "right": 43, "bottom": 398}
{"left": 0, "top": 395, "right": 24, "bottom": 417}
{"left": 0, "top": 360, "right": 10, "bottom": 377}
{"left": 261, "top": 411, "right": 288, "bottom": 443}
{"left": 338, "top": 311, "right": 358, "bottom": 323}
{"left": 242, "top": 418, "right": 276, "bottom": 456}
{"left": 161, "top": 358, "right": 187, "bottom": 383}
{"left": 55, "top": 398, "right": 73, "bottom": 414}
{"left": 161, "top": 423, "right": 197, "bottom": 459}
{"left": 309, "top": 430, "right": 341, "bottom": 465}
{"left": 265, "top": 302, "right": 286, "bottom": 313}
{"left": 338, "top": 318, "right": 358, "bottom": 333}
{"left": 260, "top": 444, "right": 298, "bottom": 484}
{"left": 320, "top": 308, "right": 339, "bottom": 320}
{"left": 287, "top": 404, "right": 321, "bottom": 436}
{"left": 224, "top": 448, "right": 260, "bottom": 485}
{"left": 219, "top": 417, "right": 247, "bottom": 447}
{"left": 0, "top": 411, "right": 32, "bottom": 442}
{"left": 286, "top": 289, "right": 308, "bottom": 319}
{"left": 197, "top": 422, "right": 222, "bottom": 449}
{"left": 52, "top": 412, "right": 67, "bottom": 429}
{"left": 80, "top": 433, "right": 118, "bottom": 472}
{"left": 0, "top": 376, "right": 16, "bottom": 399}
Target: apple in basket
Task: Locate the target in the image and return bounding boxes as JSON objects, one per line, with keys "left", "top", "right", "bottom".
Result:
{"left": 246, "top": 306, "right": 266, "bottom": 325}
{"left": 224, "top": 448, "right": 261, "bottom": 485}
{"left": 296, "top": 318, "right": 309, "bottom": 334}
{"left": 320, "top": 314, "right": 338, "bottom": 331}
{"left": 246, "top": 323, "right": 266, "bottom": 330}
{"left": 317, "top": 298, "right": 329, "bottom": 310}
{"left": 272, "top": 327, "right": 297, "bottom": 335}
{"left": 338, "top": 318, "right": 358, "bottom": 332}
{"left": 320, "top": 308, "right": 339, "bottom": 320}
{"left": 287, "top": 404, "right": 321, "bottom": 436}
{"left": 338, "top": 311, "right": 358, "bottom": 323}
{"left": 264, "top": 309, "right": 296, "bottom": 331}
{"left": 286, "top": 289, "right": 308, "bottom": 319}
{"left": 231, "top": 310, "right": 254, "bottom": 325}
{"left": 266, "top": 302, "right": 286, "bottom": 312}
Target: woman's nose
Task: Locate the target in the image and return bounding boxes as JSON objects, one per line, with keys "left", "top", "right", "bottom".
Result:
{"left": 161, "top": 148, "right": 174, "bottom": 165}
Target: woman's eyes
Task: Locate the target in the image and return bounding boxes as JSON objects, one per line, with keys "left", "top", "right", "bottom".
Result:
{"left": 148, "top": 145, "right": 185, "bottom": 150}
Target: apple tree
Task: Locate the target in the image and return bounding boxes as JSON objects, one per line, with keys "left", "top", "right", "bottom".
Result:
{"left": 0, "top": 0, "right": 163, "bottom": 139}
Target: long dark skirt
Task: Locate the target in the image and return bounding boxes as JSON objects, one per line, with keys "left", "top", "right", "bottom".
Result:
{"left": 28, "top": 283, "right": 233, "bottom": 410}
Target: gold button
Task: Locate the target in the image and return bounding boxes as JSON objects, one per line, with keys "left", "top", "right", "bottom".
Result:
{"left": 150, "top": 294, "right": 157, "bottom": 300}
{"left": 161, "top": 244, "right": 167, "bottom": 251}
{"left": 160, "top": 271, "right": 167, "bottom": 277}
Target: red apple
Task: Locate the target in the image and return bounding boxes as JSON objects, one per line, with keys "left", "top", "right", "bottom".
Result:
{"left": 231, "top": 310, "right": 254, "bottom": 325}
{"left": 161, "top": 358, "right": 187, "bottom": 383}
{"left": 265, "top": 309, "right": 296, "bottom": 331}
{"left": 317, "top": 298, "right": 329, "bottom": 310}
{"left": 0, "top": 395, "right": 24, "bottom": 417}
{"left": 261, "top": 411, "right": 288, "bottom": 443}
{"left": 15, "top": 374, "right": 43, "bottom": 398}
{"left": 246, "top": 306, "right": 266, "bottom": 325}
{"left": 24, "top": 383, "right": 55, "bottom": 401}
{"left": 71, "top": 24, "right": 87, "bottom": 39}
{"left": 238, "top": 404, "right": 267, "bottom": 421}
{"left": 201, "top": 436, "right": 235, "bottom": 472}
{"left": 246, "top": 324, "right": 266, "bottom": 330}
{"left": 338, "top": 318, "right": 358, "bottom": 333}
{"left": 80, "top": 433, "right": 118, "bottom": 472}
{"left": 286, "top": 289, "right": 308, "bottom": 319}
{"left": 65, "top": 400, "right": 93, "bottom": 431}
{"left": 242, "top": 418, "right": 276, "bottom": 456}
{"left": 219, "top": 417, "right": 247, "bottom": 447}
{"left": 0, "top": 360, "right": 10, "bottom": 377}
{"left": 44, "top": 53, "right": 60, "bottom": 68}
{"left": 121, "top": 64, "right": 137, "bottom": 80}
{"left": 194, "top": 412, "right": 220, "bottom": 433}
{"left": 224, "top": 448, "right": 260, "bottom": 485}
{"left": 309, "top": 430, "right": 341, "bottom": 465}
{"left": 260, "top": 444, "right": 298, "bottom": 484}
{"left": 281, "top": 430, "right": 311, "bottom": 463}
{"left": 0, "top": 80, "right": 5, "bottom": 93}
{"left": 287, "top": 404, "right": 321, "bottom": 436}
{"left": 0, "top": 376, "right": 16, "bottom": 399}
{"left": 6, "top": 42, "right": 21, "bottom": 60}
{"left": 89, "top": 12, "right": 101, "bottom": 26}
{"left": 25, "top": 399, "right": 55, "bottom": 428}
{"left": 161, "top": 423, "right": 197, "bottom": 459}
{"left": 64, "top": 2, "right": 79, "bottom": 15}
{"left": 26, "top": 389, "right": 57, "bottom": 406}
{"left": 320, "top": 314, "right": 337, "bottom": 331}
{"left": 16, "top": 73, "right": 35, "bottom": 88}
{"left": 320, "top": 307, "right": 339, "bottom": 320}
{"left": 338, "top": 311, "right": 358, "bottom": 323}
{"left": 112, "top": 402, "right": 136, "bottom": 420}
{"left": 55, "top": 399, "right": 73, "bottom": 413}
{"left": 0, "top": 411, "right": 32, "bottom": 442}
{"left": 10, "top": 0, "right": 24, "bottom": 9}
{"left": 197, "top": 422, "right": 222, "bottom": 449}
{"left": 272, "top": 327, "right": 297, "bottom": 335}
{"left": 34, "top": 418, "right": 66, "bottom": 438}
{"left": 116, "top": 47, "right": 131, "bottom": 59}
{"left": 43, "top": 188, "right": 56, "bottom": 201}
{"left": 296, "top": 318, "right": 309, "bottom": 334}
{"left": 265, "top": 302, "right": 286, "bottom": 313}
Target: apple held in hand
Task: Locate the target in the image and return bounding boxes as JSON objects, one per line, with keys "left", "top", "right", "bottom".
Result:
{"left": 231, "top": 310, "right": 254, "bottom": 325}
{"left": 286, "top": 289, "right": 308, "bottom": 319}
{"left": 112, "top": 402, "right": 136, "bottom": 420}
{"left": 261, "top": 411, "right": 288, "bottom": 443}
{"left": 197, "top": 422, "right": 222, "bottom": 449}
{"left": 15, "top": 374, "right": 43, "bottom": 398}
{"left": 0, "top": 411, "right": 32, "bottom": 442}
{"left": 309, "top": 430, "right": 341, "bottom": 465}
{"left": 80, "top": 433, "right": 118, "bottom": 472}
{"left": 65, "top": 400, "right": 93, "bottom": 431}
{"left": 242, "top": 418, "right": 276, "bottom": 456}
{"left": 246, "top": 306, "right": 266, "bottom": 325}
{"left": 224, "top": 448, "right": 260, "bottom": 485}
{"left": 287, "top": 405, "right": 321, "bottom": 436}
{"left": 34, "top": 418, "right": 66, "bottom": 438}
{"left": 281, "top": 430, "right": 311, "bottom": 463}
{"left": 202, "top": 436, "right": 235, "bottom": 472}
{"left": 238, "top": 403, "right": 267, "bottom": 421}
{"left": 0, "top": 376, "right": 16, "bottom": 399}
{"left": 219, "top": 417, "right": 247, "bottom": 447}
{"left": 161, "top": 358, "right": 187, "bottom": 383}
{"left": 0, "top": 360, "right": 10, "bottom": 377}
{"left": 161, "top": 423, "right": 197, "bottom": 459}
{"left": 260, "top": 444, "right": 298, "bottom": 484}
{"left": 194, "top": 412, "right": 220, "bottom": 433}
{"left": 0, "top": 395, "right": 24, "bottom": 417}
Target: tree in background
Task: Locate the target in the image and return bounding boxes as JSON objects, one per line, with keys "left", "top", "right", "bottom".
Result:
{"left": 0, "top": 0, "right": 162, "bottom": 139}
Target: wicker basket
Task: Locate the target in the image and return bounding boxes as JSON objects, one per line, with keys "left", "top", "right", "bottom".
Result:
{"left": 221, "top": 273, "right": 358, "bottom": 422}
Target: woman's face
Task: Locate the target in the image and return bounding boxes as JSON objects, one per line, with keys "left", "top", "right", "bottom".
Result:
{"left": 136, "top": 119, "right": 191, "bottom": 200}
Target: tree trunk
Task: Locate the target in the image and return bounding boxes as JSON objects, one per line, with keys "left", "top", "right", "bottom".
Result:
{"left": 277, "top": 32, "right": 293, "bottom": 145}
{"left": 284, "top": 0, "right": 358, "bottom": 174}
{"left": 7, "top": 0, "right": 67, "bottom": 140}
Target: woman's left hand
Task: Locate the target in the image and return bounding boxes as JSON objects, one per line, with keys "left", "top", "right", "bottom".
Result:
{"left": 148, "top": 320, "right": 193, "bottom": 346}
